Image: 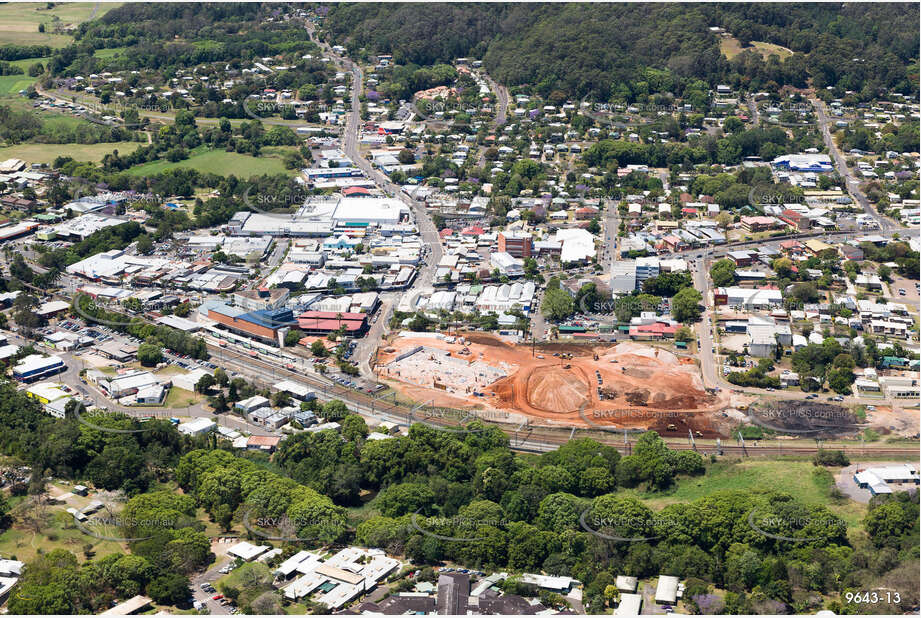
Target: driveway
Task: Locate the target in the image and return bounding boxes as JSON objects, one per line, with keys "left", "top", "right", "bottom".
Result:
{"left": 191, "top": 556, "right": 235, "bottom": 615}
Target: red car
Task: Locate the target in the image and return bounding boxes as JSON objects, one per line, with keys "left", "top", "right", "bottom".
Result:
{"left": 212, "top": 595, "right": 223, "bottom": 601}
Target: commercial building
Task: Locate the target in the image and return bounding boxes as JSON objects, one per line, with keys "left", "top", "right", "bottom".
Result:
{"left": 490, "top": 252, "right": 524, "bottom": 277}
{"left": 497, "top": 230, "right": 533, "bottom": 258}
{"left": 853, "top": 464, "right": 919, "bottom": 496}
{"left": 206, "top": 302, "right": 297, "bottom": 347}
{"left": 13, "top": 354, "right": 65, "bottom": 382}
{"left": 713, "top": 287, "right": 783, "bottom": 310}
{"left": 297, "top": 310, "right": 368, "bottom": 337}
{"left": 177, "top": 418, "right": 216, "bottom": 436}
{"left": 234, "top": 287, "right": 290, "bottom": 312}
{"left": 771, "top": 154, "right": 833, "bottom": 172}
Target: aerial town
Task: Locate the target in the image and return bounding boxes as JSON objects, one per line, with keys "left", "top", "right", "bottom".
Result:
{"left": 0, "top": 2, "right": 916, "bottom": 616}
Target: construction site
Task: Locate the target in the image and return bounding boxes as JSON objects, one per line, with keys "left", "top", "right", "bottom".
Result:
{"left": 376, "top": 332, "right": 736, "bottom": 435}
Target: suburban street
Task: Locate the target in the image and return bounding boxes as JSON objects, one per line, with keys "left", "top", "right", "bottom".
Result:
{"left": 810, "top": 95, "right": 894, "bottom": 231}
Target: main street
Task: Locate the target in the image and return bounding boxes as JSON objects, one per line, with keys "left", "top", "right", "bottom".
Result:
{"left": 313, "top": 25, "right": 445, "bottom": 377}
{"left": 810, "top": 96, "right": 894, "bottom": 231}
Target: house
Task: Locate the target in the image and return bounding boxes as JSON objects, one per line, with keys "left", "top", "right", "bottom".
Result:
{"left": 227, "top": 541, "right": 270, "bottom": 561}
{"left": 235, "top": 395, "right": 270, "bottom": 415}
{"left": 615, "top": 575, "right": 638, "bottom": 592}
{"left": 654, "top": 575, "right": 682, "bottom": 605}
{"left": 840, "top": 244, "right": 864, "bottom": 261}
{"left": 740, "top": 216, "right": 780, "bottom": 232}
{"left": 177, "top": 418, "right": 215, "bottom": 436}
{"left": 629, "top": 321, "right": 679, "bottom": 340}
{"left": 100, "top": 595, "right": 153, "bottom": 616}
{"left": 616, "top": 593, "right": 643, "bottom": 615}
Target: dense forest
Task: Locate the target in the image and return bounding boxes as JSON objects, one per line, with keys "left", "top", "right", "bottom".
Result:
{"left": 323, "top": 3, "right": 919, "bottom": 99}
{"left": 0, "top": 371, "right": 916, "bottom": 613}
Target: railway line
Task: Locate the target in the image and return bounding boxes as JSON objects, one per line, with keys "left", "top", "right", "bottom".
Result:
{"left": 205, "top": 342, "right": 918, "bottom": 459}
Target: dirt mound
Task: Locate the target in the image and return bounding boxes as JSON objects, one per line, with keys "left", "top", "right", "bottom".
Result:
{"left": 527, "top": 366, "right": 589, "bottom": 414}
{"left": 623, "top": 367, "right": 650, "bottom": 379}
{"left": 463, "top": 333, "right": 512, "bottom": 347}
{"left": 378, "top": 333, "right": 732, "bottom": 433}
{"left": 625, "top": 390, "right": 650, "bottom": 406}
{"left": 750, "top": 401, "right": 861, "bottom": 436}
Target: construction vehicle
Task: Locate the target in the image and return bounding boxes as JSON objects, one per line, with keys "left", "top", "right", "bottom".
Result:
{"left": 593, "top": 353, "right": 599, "bottom": 361}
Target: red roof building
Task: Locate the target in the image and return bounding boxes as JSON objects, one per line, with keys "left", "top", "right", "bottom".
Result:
{"left": 343, "top": 187, "right": 371, "bottom": 197}
{"left": 296, "top": 311, "right": 368, "bottom": 336}
{"left": 628, "top": 322, "right": 679, "bottom": 340}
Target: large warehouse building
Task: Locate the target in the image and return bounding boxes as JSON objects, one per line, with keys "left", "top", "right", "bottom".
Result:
{"left": 13, "top": 354, "right": 65, "bottom": 382}
{"left": 228, "top": 196, "right": 409, "bottom": 237}
{"left": 206, "top": 303, "right": 297, "bottom": 347}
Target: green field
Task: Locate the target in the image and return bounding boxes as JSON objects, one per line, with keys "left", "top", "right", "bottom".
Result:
{"left": 163, "top": 386, "right": 201, "bottom": 409}
{"left": 125, "top": 146, "right": 297, "bottom": 178}
{"left": 0, "top": 141, "right": 141, "bottom": 164}
{"left": 0, "top": 75, "right": 37, "bottom": 96}
{"left": 720, "top": 36, "right": 793, "bottom": 61}
{"left": 0, "top": 3, "right": 121, "bottom": 48}
{"left": 625, "top": 458, "right": 868, "bottom": 530}
{"left": 93, "top": 46, "right": 129, "bottom": 60}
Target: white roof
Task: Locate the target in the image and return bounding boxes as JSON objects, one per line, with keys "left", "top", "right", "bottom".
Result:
{"left": 227, "top": 541, "right": 270, "bottom": 561}
{"left": 519, "top": 573, "right": 575, "bottom": 590}
{"left": 616, "top": 593, "right": 643, "bottom": 615}
{"left": 14, "top": 354, "right": 63, "bottom": 374}
{"left": 177, "top": 417, "right": 215, "bottom": 434}
{"left": 655, "top": 575, "right": 680, "bottom": 604}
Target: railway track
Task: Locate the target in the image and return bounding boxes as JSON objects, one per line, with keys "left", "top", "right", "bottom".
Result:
{"left": 206, "top": 343, "right": 919, "bottom": 458}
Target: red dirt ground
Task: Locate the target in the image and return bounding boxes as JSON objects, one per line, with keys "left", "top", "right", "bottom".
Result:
{"left": 376, "top": 333, "right": 730, "bottom": 432}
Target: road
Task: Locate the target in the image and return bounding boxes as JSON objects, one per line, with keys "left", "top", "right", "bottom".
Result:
{"left": 600, "top": 198, "right": 620, "bottom": 271}
{"left": 314, "top": 25, "right": 444, "bottom": 376}
{"left": 746, "top": 94, "right": 760, "bottom": 125}
{"left": 810, "top": 96, "right": 894, "bottom": 231}
{"left": 483, "top": 72, "right": 509, "bottom": 126}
